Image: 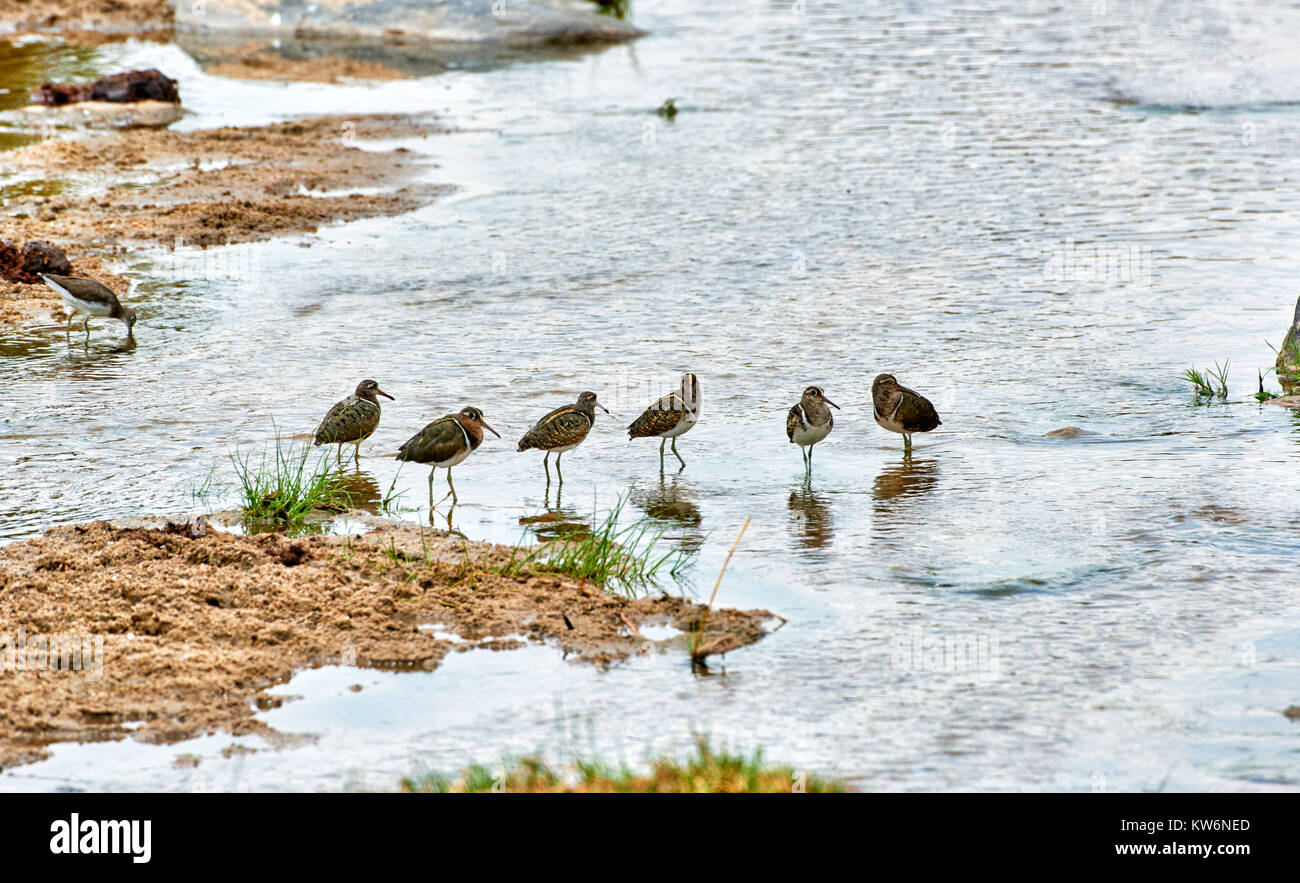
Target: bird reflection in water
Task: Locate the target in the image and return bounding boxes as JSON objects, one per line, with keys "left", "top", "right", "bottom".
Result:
{"left": 629, "top": 476, "right": 705, "bottom": 554}
{"left": 872, "top": 455, "right": 939, "bottom": 535}
{"left": 519, "top": 486, "right": 588, "bottom": 543}
{"left": 787, "top": 481, "right": 834, "bottom": 552}
{"left": 336, "top": 471, "right": 382, "bottom": 513}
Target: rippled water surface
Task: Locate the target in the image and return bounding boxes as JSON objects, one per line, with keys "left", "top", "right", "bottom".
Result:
{"left": 2, "top": 0, "right": 1300, "bottom": 791}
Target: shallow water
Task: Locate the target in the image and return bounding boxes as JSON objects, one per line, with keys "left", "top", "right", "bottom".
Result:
{"left": 2, "top": 0, "right": 1300, "bottom": 791}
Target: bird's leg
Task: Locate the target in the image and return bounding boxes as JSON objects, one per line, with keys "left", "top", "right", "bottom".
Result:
{"left": 659, "top": 439, "right": 665, "bottom": 471}
{"left": 555, "top": 452, "right": 564, "bottom": 484}
{"left": 427, "top": 468, "right": 436, "bottom": 508}
{"left": 543, "top": 452, "right": 550, "bottom": 485}
{"left": 353, "top": 442, "right": 361, "bottom": 468}
{"left": 446, "top": 469, "right": 457, "bottom": 505}
{"left": 336, "top": 445, "right": 343, "bottom": 466}
{"left": 65, "top": 313, "right": 72, "bottom": 341}
{"left": 671, "top": 437, "right": 685, "bottom": 469}
{"left": 904, "top": 433, "right": 912, "bottom": 452}
{"left": 808, "top": 444, "right": 814, "bottom": 472}
{"left": 83, "top": 317, "right": 90, "bottom": 344}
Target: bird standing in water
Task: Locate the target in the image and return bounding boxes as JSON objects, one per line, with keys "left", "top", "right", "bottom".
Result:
{"left": 786, "top": 385, "right": 839, "bottom": 474}
{"left": 628, "top": 372, "right": 700, "bottom": 470}
{"left": 40, "top": 273, "right": 137, "bottom": 343}
{"left": 871, "top": 374, "right": 941, "bottom": 452}
{"left": 312, "top": 379, "right": 394, "bottom": 466}
{"left": 397, "top": 406, "right": 499, "bottom": 507}
{"left": 517, "top": 391, "right": 608, "bottom": 484}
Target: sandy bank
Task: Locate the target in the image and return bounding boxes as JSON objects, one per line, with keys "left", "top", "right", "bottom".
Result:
{"left": 0, "top": 519, "right": 773, "bottom": 770}
{"left": 0, "top": 113, "right": 452, "bottom": 326}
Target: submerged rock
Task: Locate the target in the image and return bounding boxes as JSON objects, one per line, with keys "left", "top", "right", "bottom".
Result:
{"left": 1046, "top": 426, "right": 1097, "bottom": 438}
{"left": 1276, "top": 293, "right": 1300, "bottom": 394}
{"left": 31, "top": 69, "right": 180, "bottom": 106}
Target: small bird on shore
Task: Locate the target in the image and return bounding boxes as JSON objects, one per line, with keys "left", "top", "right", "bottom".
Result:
{"left": 398, "top": 407, "right": 499, "bottom": 507}
{"left": 517, "top": 391, "right": 608, "bottom": 484}
{"left": 312, "top": 379, "right": 394, "bottom": 465}
{"left": 40, "top": 273, "right": 137, "bottom": 343}
{"left": 872, "top": 374, "right": 941, "bottom": 451}
{"left": 628, "top": 372, "right": 700, "bottom": 470}
{"left": 786, "top": 385, "right": 839, "bottom": 473}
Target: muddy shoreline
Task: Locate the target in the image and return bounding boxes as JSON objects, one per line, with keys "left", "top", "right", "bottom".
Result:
{"left": 0, "top": 113, "right": 452, "bottom": 327}
{"left": 0, "top": 518, "right": 773, "bottom": 771}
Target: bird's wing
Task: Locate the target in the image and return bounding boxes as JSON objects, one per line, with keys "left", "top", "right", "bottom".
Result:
{"left": 628, "top": 393, "right": 684, "bottom": 438}
{"left": 398, "top": 416, "right": 464, "bottom": 463}
{"left": 786, "top": 404, "right": 805, "bottom": 442}
{"left": 42, "top": 274, "right": 119, "bottom": 307}
{"left": 521, "top": 406, "right": 590, "bottom": 450}
{"left": 314, "top": 396, "right": 379, "bottom": 445}
{"left": 895, "top": 387, "right": 942, "bottom": 431}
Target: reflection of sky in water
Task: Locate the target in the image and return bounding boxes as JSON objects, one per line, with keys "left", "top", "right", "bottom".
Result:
{"left": 3, "top": 0, "right": 1300, "bottom": 791}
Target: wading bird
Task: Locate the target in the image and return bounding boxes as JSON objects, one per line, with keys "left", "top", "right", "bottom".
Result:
{"left": 517, "top": 391, "right": 608, "bottom": 484}
{"left": 312, "top": 379, "right": 394, "bottom": 465}
{"left": 627, "top": 372, "right": 700, "bottom": 470}
{"left": 397, "top": 407, "right": 499, "bottom": 507}
{"left": 786, "top": 385, "right": 839, "bottom": 474}
{"left": 871, "top": 374, "right": 941, "bottom": 452}
{"left": 40, "top": 273, "right": 136, "bottom": 343}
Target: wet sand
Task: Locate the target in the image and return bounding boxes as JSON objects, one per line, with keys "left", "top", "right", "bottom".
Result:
{"left": 0, "top": 519, "right": 773, "bottom": 770}
{"left": 0, "top": 113, "right": 452, "bottom": 326}
{"left": 0, "top": 0, "right": 172, "bottom": 38}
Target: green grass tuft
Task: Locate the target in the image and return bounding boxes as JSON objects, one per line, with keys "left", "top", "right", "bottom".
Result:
{"left": 498, "top": 495, "right": 695, "bottom": 596}
{"left": 230, "top": 431, "right": 352, "bottom": 523}
{"left": 398, "top": 737, "right": 843, "bottom": 793}
{"left": 1183, "top": 360, "right": 1229, "bottom": 400}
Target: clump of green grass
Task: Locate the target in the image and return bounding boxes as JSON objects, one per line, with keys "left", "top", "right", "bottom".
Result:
{"left": 1183, "top": 359, "right": 1229, "bottom": 400}
{"left": 498, "top": 496, "right": 695, "bottom": 595}
{"left": 230, "top": 433, "right": 352, "bottom": 523}
{"left": 1253, "top": 369, "right": 1279, "bottom": 402}
{"left": 189, "top": 462, "right": 221, "bottom": 505}
{"left": 398, "top": 737, "right": 843, "bottom": 793}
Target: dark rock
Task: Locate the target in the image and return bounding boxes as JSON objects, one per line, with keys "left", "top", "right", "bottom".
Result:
{"left": 31, "top": 69, "right": 180, "bottom": 107}
{"left": 21, "top": 241, "right": 72, "bottom": 278}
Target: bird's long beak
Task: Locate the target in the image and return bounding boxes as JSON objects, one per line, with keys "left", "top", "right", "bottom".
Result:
{"left": 481, "top": 420, "right": 501, "bottom": 438}
{"left": 824, "top": 397, "right": 840, "bottom": 409}
{"left": 377, "top": 389, "right": 395, "bottom": 400}
{"left": 597, "top": 402, "right": 610, "bottom": 414}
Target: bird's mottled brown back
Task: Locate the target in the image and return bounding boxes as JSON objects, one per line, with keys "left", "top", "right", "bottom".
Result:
{"left": 314, "top": 395, "right": 382, "bottom": 445}
{"left": 628, "top": 392, "right": 686, "bottom": 438}
{"left": 874, "top": 374, "right": 941, "bottom": 433}
{"left": 517, "top": 406, "right": 592, "bottom": 451}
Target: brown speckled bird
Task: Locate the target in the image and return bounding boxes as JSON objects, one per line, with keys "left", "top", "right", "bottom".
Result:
{"left": 312, "top": 379, "right": 394, "bottom": 465}
{"left": 397, "top": 406, "right": 499, "bottom": 506}
{"left": 628, "top": 372, "right": 700, "bottom": 470}
{"left": 786, "top": 385, "right": 839, "bottom": 474}
{"left": 40, "top": 273, "right": 137, "bottom": 343}
{"left": 517, "top": 391, "right": 608, "bottom": 484}
{"left": 872, "top": 374, "right": 941, "bottom": 451}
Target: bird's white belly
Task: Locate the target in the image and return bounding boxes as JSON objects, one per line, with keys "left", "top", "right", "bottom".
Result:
{"left": 792, "top": 421, "right": 831, "bottom": 447}
{"left": 873, "top": 407, "right": 905, "bottom": 435}
{"left": 437, "top": 448, "right": 472, "bottom": 468}
{"left": 547, "top": 443, "right": 580, "bottom": 454}
{"left": 659, "top": 410, "right": 699, "bottom": 439}
{"left": 56, "top": 290, "right": 113, "bottom": 318}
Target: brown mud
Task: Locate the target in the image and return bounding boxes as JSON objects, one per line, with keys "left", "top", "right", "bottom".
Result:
{"left": 0, "top": 0, "right": 172, "bottom": 38}
{"left": 0, "top": 113, "right": 452, "bottom": 325}
{"left": 0, "top": 519, "right": 773, "bottom": 770}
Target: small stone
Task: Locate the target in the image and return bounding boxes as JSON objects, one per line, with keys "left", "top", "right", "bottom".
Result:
{"left": 1046, "top": 426, "right": 1096, "bottom": 438}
